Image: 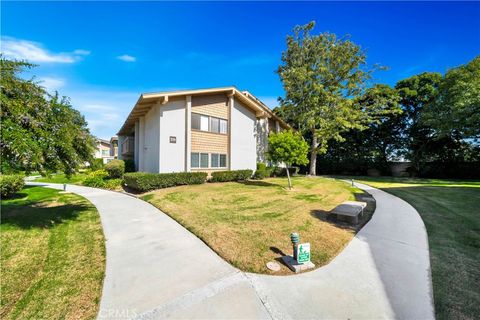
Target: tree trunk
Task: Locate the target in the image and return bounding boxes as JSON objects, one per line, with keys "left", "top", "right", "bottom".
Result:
{"left": 309, "top": 133, "right": 318, "bottom": 176}
{"left": 286, "top": 165, "right": 292, "bottom": 190}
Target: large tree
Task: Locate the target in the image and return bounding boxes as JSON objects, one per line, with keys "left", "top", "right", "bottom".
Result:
{"left": 277, "top": 21, "right": 384, "bottom": 175}
{"left": 423, "top": 56, "right": 480, "bottom": 140}
{"left": 395, "top": 72, "right": 442, "bottom": 170}
{"left": 0, "top": 58, "right": 95, "bottom": 175}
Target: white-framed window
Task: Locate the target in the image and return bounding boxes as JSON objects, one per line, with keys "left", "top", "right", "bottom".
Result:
{"left": 211, "top": 153, "right": 227, "bottom": 168}
{"left": 191, "top": 113, "right": 227, "bottom": 134}
{"left": 191, "top": 152, "right": 209, "bottom": 168}
{"left": 192, "top": 113, "right": 209, "bottom": 131}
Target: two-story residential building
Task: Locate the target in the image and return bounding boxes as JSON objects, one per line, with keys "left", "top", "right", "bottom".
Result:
{"left": 117, "top": 87, "right": 288, "bottom": 173}
{"left": 94, "top": 138, "right": 115, "bottom": 164}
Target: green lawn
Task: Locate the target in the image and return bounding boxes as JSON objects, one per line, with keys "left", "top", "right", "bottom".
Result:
{"left": 34, "top": 172, "right": 89, "bottom": 184}
{"left": 142, "top": 176, "right": 372, "bottom": 274}
{"left": 1, "top": 186, "right": 105, "bottom": 319}
{"left": 352, "top": 176, "right": 479, "bottom": 320}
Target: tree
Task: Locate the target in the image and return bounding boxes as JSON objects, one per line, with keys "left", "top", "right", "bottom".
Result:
{"left": 277, "top": 21, "right": 383, "bottom": 175}
{"left": 424, "top": 56, "right": 480, "bottom": 140}
{"left": 395, "top": 72, "right": 442, "bottom": 170}
{"left": 267, "top": 130, "right": 309, "bottom": 189}
{"left": 0, "top": 57, "right": 95, "bottom": 175}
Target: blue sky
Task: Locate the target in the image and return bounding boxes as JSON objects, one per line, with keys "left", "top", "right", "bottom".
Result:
{"left": 2, "top": 1, "right": 479, "bottom": 139}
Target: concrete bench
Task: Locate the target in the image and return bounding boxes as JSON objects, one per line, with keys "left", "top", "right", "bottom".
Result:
{"left": 331, "top": 201, "right": 367, "bottom": 224}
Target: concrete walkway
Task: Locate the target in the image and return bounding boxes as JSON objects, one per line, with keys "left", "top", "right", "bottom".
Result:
{"left": 27, "top": 181, "right": 435, "bottom": 320}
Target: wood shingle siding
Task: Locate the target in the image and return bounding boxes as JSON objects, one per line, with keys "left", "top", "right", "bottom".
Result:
{"left": 191, "top": 130, "right": 228, "bottom": 153}
{"left": 192, "top": 94, "right": 229, "bottom": 119}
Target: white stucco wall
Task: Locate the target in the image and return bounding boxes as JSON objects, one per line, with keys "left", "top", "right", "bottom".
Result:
{"left": 143, "top": 106, "right": 160, "bottom": 173}
{"left": 255, "top": 118, "right": 269, "bottom": 163}
{"left": 230, "top": 99, "right": 257, "bottom": 171}
{"left": 159, "top": 100, "right": 186, "bottom": 173}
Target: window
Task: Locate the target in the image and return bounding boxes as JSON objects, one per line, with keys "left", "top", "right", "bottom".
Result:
{"left": 200, "top": 153, "right": 209, "bottom": 168}
{"left": 102, "top": 149, "right": 109, "bottom": 156}
{"left": 211, "top": 154, "right": 227, "bottom": 168}
{"left": 192, "top": 113, "right": 209, "bottom": 131}
{"left": 191, "top": 153, "right": 200, "bottom": 168}
{"left": 191, "top": 113, "right": 227, "bottom": 134}
{"left": 220, "top": 154, "right": 227, "bottom": 167}
{"left": 210, "top": 117, "right": 220, "bottom": 133}
{"left": 220, "top": 119, "right": 228, "bottom": 134}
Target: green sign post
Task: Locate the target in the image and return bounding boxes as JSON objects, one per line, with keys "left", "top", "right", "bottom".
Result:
{"left": 296, "top": 243, "right": 311, "bottom": 264}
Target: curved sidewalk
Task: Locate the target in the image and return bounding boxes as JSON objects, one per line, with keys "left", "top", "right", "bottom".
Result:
{"left": 27, "top": 181, "right": 435, "bottom": 319}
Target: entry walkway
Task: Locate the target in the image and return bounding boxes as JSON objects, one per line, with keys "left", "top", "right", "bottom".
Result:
{"left": 27, "top": 181, "right": 435, "bottom": 319}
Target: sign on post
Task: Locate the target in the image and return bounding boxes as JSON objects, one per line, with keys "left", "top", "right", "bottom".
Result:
{"left": 296, "top": 243, "right": 311, "bottom": 264}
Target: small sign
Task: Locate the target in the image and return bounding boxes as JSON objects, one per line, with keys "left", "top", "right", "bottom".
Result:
{"left": 296, "top": 243, "right": 311, "bottom": 264}
{"left": 169, "top": 136, "right": 176, "bottom": 143}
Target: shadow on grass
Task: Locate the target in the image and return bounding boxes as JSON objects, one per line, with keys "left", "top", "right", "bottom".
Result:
{"left": 1, "top": 201, "right": 89, "bottom": 229}
{"left": 237, "top": 180, "right": 283, "bottom": 188}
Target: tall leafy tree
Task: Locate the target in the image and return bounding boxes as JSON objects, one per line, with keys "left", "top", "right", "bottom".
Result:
{"left": 277, "top": 21, "right": 383, "bottom": 175}
{"left": 0, "top": 57, "right": 95, "bottom": 175}
{"left": 395, "top": 72, "right": 442, "bottom": 170}
{"left": 424, "top": 56, "right": 480, "bottom": 140}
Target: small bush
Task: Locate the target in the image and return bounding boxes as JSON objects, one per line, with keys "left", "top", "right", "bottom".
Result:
{"left": 124, "top": 172, "right": 207, "bottom": 192}
{"left": 90, "top": 158, "right": 104, "bottom": 171}
{"left": 124, "top": 159, "right": 135, "bottom": 172}
{"left": 210, "top": 169, "right": 253, "bottom": 182}
{"left": 271, "top": 166, "right": 299, "bottom": 177}
{"left": 105, "top": 159, "right": 125, "bottom": 178}
{"left": 83, "top": 176, "right": 106, "bottom": 188}
{"left": 0, "top": 174, "right": 25, "bottom": 197}
{"left": 253, "top": 163, "right": 271, "bottom": 180}
{"left": 103, "top": 178, "right": 123, "bottom": 190}
{"left": 88, "top": 170, "right": 109, "bottom": 179}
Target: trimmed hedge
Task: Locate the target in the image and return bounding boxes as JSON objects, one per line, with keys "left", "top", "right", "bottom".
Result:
{"left": 105, "top": 159, "right": 125, "bottom": 178}
{"left": 124, "top": 172, "right": 207, "bottom": 192}
{"left": 210, "top": 169, "right": 253, "bottom": 182}
{"left": 124, "top": 159, "right": 135, "bottom": 173}
{"left": 253, "top": 163, "right": 272, "bottom": 180}
{"left": 0, "top": 174, "right": 25, "bottom": 197}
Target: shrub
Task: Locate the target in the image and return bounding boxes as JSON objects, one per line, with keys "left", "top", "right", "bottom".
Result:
{"left": 89, "top": 169, "right": 109, "bottom": 179}
{"left": 210, "top": 169, "right": 253, "bottom": 182}
{"left": 83, "top": 176, "right": 106, "bottom": 188}
{"left": 253, "top": 163, "right": 271, "bottom": 180}
{"left": 124, "top": 172, "right": 207, "bottom": 192}
{"left": 0, "top": 174, "right": 25, "bottom": 197}
{"left": 90, "top": 158, "right": 104, "bottom": 171}
{"left": 124, "top": 159, "right": 135, "bottom": 173}
{"left": 103, "top": 178, "right": 123, "bottom": 190}
{"left": 105, "top": 159, "right": 125, "bottom": 178}
{"left": 271, "top": 166, "right": 299, "bottom": 177}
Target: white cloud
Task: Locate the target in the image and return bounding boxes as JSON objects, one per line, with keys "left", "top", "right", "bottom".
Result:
{"left": 1, "top": 36, "right": 90, "bottom": 63}
{"left": 38, "top": 77, "right": 65, "bottom": 92}
{"left": 117, "top": 54, "right": 136, "bottom": 62}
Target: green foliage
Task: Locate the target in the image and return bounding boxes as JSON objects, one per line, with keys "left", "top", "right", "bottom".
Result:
{"left": 424, "top": 56, "right": 480, "bottom": 140}
{"left": 277, "top": 21, "right": 392, "bottom": 174}
{"left": 124, "top": 159, "right": 135, "bottom": 172}
{"left": 89, "top": 159, "right": 104, "bottom": 171}
{"left": 0, "top": 174, "right": 25, "bottom": 197}
{"left": 105, "top": 160, "right": 125, "bottom": 178}
{"left": 271, "top": 167, "right": 299, "bottom": 177}
{"left": 124, "top": 172, "right": 207, "bottom": 192}
{"left": 210, "top": 170, "right": 253, "bottom": 182}
{"left": 253, "top": 163, "right": 272, "bottom": 180}
{"left": 82, "top": 170, "right": 108, "bottom": 188}
{"left": 0, "top": 57, "right": 95, "bottom": 175}
{"left": 103, "top": 178, "right": 123, "bottom": 190}
{"left": 267, "top": 130, "right": 309, "bottom": 167}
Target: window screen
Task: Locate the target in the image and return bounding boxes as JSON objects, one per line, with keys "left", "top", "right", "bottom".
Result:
{"left": 211, "top": 154, "right": 219, "bottom": 167}
{"left": 210, "top": 117, "right": 220, "bottom": 133}
{"left": 220, "top": 154, "right": 227, "bottom": 167}
{"left": 200, "top": 153, "right": 209, "bottom": 168}
{"left": 191, "top": 153, "right": 200, "bottom": 168}
{"left": 219, "top": 119, "right": 228, "bottom": 134}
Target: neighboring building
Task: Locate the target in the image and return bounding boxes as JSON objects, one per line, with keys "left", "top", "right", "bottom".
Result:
{"left": 110, "top": 136, "right": 118, "bottom": 158}
{"left": 94, "top": 138, "right": 115, "bottom": 164}
{"left": 117, "top": 87, "right": 289, "bottom": 173}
